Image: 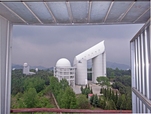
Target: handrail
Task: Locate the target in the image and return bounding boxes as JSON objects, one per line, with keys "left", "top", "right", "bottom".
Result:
{"left": 11, "top": 108, "right": 132, "bottom": 113}
{"left": 132, "top": 87, "right": 151, "bottom": 109}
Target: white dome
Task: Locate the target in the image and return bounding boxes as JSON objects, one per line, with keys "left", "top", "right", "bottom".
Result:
{"left": 23, "top": 63, "right": 28, "bottom": 66}
{"left": 56, "top": 58, "right": 71, "bottom": 67}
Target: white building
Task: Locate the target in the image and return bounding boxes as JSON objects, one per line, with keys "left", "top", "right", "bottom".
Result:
{"left": 54, "top": 41, "right": 106, "bottom": 86}
{"left": 23, "top": 63, "right": 30, "bottom": 75}
{"left": 74, "top": 40, "right": 106, "bottom": 85}
{"left": 23, "top": 63, "right": 35, "bottom": 75}
{"left": 54, "top": 58, "right": 75, "bottom": 87}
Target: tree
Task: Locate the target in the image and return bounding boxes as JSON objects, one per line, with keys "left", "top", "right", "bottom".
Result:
{"left": 110, "top": 100, "right": 117, "bottom": 110}
{"left": 99, "top": 97, "right": 106, "bottom": 109}
{"left": 76, "top": 94, "right": 90, "bottom": 109}
{"left": 80, "top": 86, "right": 84, "bottom": 94}
{"left": 120, "top": 94, "right": 126, "bottom": 110}
{"left": 90, "top": 94, "right": 94, "bottom": 105}
{"left": 36, "top": 97, "right": 54, "bottom": 108}
{"left": 106, "top": 88, "right": 110, "bottom": 99}
{"left": 105, "top": 100, "right": 116, "bottom": 110}
{"left": 92, "top": 94, "right": 99, "bottom": 107}
{"left": 11, "top": 69, "right": 24, "bottom": 95}
{"left": 61, "top": 87, "right": 77, "bottom": 109}
{"left": 116, "top": 95, "right": 122, "bottom": 109}
{"left": 49, "top": 76, "right": 60, "bottom": 96}
{"left": 81, "top": 85, "right": 91, "bottom": 98}
{"left": 104, "top": 88, "right": 107, "bottom": 98}
{"left": 96, "top": 76, "right": 110, "bottom": 87}
{"left": 23, "top": 88, "right": 38, "bottom": 108}
{"left": 126, "top": 98, "right": 132, "bottom": 110}
{"left": 60, "top": 79, "right": 69, "bottom": 90}
{"left": 84, "top": 88, "right": 91, "bottom": 98}
{"left": 109, "top": 88, "right": 112, "bottom": 99}
{"left": 111, "top": 91, "right": 116, "bottom": 103}
{"left": 115, "top": 91, "right": 118, "bottom": 105}
{"left": 57, "top": 89, "right": 64, "bottom": 106}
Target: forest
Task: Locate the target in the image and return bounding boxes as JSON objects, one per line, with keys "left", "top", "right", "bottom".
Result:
{"left": 11, "top": 67, "right": 131, "bottom": 110}
{"left": 11, "top": 69, "right": 54, "bottom": 108}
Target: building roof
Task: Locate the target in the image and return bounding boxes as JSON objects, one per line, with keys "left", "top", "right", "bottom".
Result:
{"left": 56, "top": 58, "right": 71, "bottom": 67}
{"left": 75, "top": 40, "right": 105, "bottom": 61}
{"left": 23, "top": 63, "right": 28, "bottom": 67}
{"left": 0, "top": 1, "right": 149, "bottom": 25}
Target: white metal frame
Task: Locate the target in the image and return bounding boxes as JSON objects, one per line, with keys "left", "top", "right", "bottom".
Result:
{"left": 0, "top": 15, "right": 12, "bottom": 114}
{"left": 130, "top": 18, "right": 151, "bottom": 113}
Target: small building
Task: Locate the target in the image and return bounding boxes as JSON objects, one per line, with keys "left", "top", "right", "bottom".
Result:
{"left": 54, "top": 58, "right": 75, "bottom": 87}
{"left": 23, "top": 63, "right": 35, "bottom": 75}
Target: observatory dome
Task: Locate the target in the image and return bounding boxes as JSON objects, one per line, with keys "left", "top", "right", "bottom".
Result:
{"left": 23, "top": 63, "right": 28, "bottom": 67}
{"left": 56, "top": 58, "right": 71, "bottom": 67}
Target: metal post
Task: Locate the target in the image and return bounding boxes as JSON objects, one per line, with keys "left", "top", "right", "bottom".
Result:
{"left": 131, "top": 19, "right": 151, "bottom": 113}
{"left": 0, "top": 15, "right": 12, "bottom": 114}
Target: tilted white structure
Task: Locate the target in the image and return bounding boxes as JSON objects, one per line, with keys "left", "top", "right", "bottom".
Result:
{"left": 54, "top": 58, "right": 75, "bottom": 87}
{"left": 74, "top": 41, "right": 106, "bottom": 85}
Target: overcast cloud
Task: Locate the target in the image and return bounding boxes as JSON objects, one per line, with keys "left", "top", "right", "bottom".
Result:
{"left": 12, "top": 24, "right": 143, "bottom": 68}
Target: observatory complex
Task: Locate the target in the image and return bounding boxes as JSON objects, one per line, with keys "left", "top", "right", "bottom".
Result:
{"left": 54, "top": 41, "right": 106, "bottom": 86}
{"left": 54, "top": 58, "right": 76, "bottom": 87}
{"left": 0, "top": 1, "right": 150, "bottom": 113}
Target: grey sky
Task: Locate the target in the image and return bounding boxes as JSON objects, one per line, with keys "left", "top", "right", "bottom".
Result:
{"left": 12, "top": 24, "right": 143, "bottom": 68}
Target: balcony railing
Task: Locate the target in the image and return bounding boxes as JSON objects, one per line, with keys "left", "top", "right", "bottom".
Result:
{"left": 11, "top": 108, "right": 132, "bottom": 113}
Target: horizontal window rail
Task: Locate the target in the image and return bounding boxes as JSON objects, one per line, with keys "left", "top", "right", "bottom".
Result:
{"left": 132, "top": 87, "right": 151, "bottom": 110}
{"left": 11, "top": 108, "right": 132, "bottom": 113}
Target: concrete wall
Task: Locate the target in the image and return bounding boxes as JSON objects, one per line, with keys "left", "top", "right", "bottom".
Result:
{"left": 75, "top": 59, "right": 87, "bottom": 85}
{"left": 92, "top": 53, "right": 106, "bottom": 83}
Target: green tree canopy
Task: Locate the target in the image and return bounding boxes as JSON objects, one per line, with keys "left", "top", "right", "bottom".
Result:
{"left": 60, "top": 87, "right": 77, "bottom": 109}
{"left": 23, "top": 88, "right": 38, "bottom": 108}
{"left": 97, "top": 76, "right": 110, "bottom": 87}
{"left": 76, "top": 94, "right": 90, "bottom": 109}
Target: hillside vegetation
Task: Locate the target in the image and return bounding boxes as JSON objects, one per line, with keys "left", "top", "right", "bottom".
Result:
{"left": 11, "top": 68, "right": 131, "bottom": 110}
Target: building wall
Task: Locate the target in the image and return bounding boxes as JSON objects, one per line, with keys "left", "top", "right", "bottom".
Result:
{"left": 74, "top": 41, "right": 106, "bottom": 85}
{"left": 23, "top": 65, "right": 29, "bottom": 74}
{"left": 130, "top": 20, "right": 151, "bottom": 113}
{"left": 54, "top": 67, "right": 75, "bottom": 87}
{"left": 75, "top": 59, "right": 87, "bottom": 85}
{"left": 92, "top": 54, "right": 106, "bottom": 83}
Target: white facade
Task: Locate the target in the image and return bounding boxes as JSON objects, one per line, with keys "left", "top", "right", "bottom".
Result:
{"left": 23, "top": 63, "right": 30, "bottom": 74}
{"left": 74, "top": 41, "right": 106, "bottom": 85}
{"left": 54, "top": 58, "right": 75, "bottom": 87}
{"left": 23, "top": 63, "right": 35, "bottom": 75}
{"left": 54, "top": 41, "right": 106, "bottom": 86}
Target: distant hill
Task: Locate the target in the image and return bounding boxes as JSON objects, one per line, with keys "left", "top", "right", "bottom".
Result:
{"left": 106, "top": 61, "right": 130, "bottom": 70}
{"left": 12, "top": 64, "right": 23, "bottom": 69}
{"left": 12, "top": 64, "right": 47, "bottom": 70}
{"left": 12, "top": 61, "right": 130, "bottom": 70}
{"left": 87, "top": 61, "right": 130, "bottom": 70}
{"left": 30, "top": 66, "right": 47, "bottom": 70}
